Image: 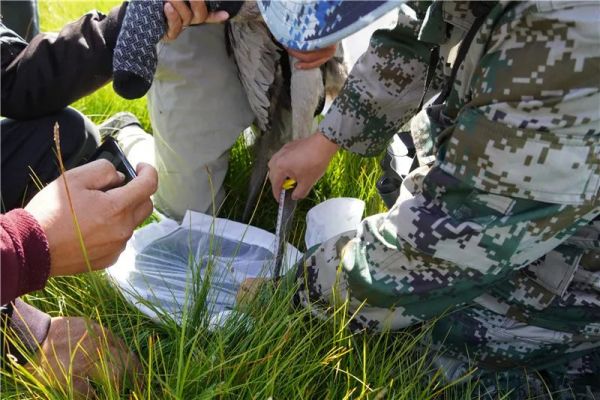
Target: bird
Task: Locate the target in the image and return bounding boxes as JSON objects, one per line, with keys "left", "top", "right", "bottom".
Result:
{"left": 112, "top": 0, "right": 348, "bottom": 224}
{"left": 224, "top": 1, "right": 348, "bottom": 222}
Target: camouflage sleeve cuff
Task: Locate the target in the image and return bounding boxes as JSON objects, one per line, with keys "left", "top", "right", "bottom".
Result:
{"left": 317, "top": 11, "right": 433, "bottom": 157}
{"left": 318, "top": 105, "right": 354, "bottom": 151}
{"left": 318, "top": 103, "right": 396, "bottom": 157}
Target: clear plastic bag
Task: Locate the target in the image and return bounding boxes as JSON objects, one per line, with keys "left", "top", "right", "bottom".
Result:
{"left": 108, "top": 211, "right": 302, "bottom": 326}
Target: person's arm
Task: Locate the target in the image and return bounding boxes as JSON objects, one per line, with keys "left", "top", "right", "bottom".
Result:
{"left": 0, "top": 4, "right": 127, "bottom": 120}
{"left": 0, "top": 210, "right": 50, "bottom": 305}
{"left": 318, "top": 10, "right": 434, "bottom": 157}
{"left": 268, "top": 10, "right": 435, "bottom": 200}
{"left": 293, "top": 2, "right": 600, "bottom": 330}
{"left": 1, "top": 160, "right": 157, "bottom": 305}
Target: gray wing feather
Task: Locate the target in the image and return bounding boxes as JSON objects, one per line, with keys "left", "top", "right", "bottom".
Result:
{"left": 227, "top": 21, "right": 280, "bottom": 132}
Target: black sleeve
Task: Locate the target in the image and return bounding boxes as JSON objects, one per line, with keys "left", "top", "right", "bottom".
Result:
{"left": 1, "top": 3, "right": 127, "bottom": 120}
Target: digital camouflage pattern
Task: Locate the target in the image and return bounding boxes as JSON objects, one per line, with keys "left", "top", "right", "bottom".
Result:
{"left": 293, "top": 1, "right": 600, "bottom": 397}
{"left": 257, "top": 0, "right": 400, "bottom": 51}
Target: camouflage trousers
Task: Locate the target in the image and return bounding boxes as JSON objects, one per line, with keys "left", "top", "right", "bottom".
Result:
{"left": 429, "top": 310, "right": 600, "bottom": 399}
{"left": 293, "top": 214, "right": 600, "bottom": 398}
{"left": 433, "top": 349, "right": 600, "bottom": 399}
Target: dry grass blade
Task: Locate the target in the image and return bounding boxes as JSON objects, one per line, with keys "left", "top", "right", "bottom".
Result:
{"left": 53, "top": 122, "right": 92, "bottom": 272}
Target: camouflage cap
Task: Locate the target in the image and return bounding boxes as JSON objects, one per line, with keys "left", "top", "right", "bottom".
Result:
{"left": 257, "top": 0, "right": 402, "bottom": 50}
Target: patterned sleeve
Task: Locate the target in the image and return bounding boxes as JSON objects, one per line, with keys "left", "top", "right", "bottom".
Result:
{"left": 296, "top": 2, "right": 600, "bottom": 332}
{"left": 318, "top": 11, "right": 434, "bottom": 157}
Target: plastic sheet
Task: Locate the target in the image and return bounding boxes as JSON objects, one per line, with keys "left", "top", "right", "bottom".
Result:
{"left": 108, "top": 211, "right": 302, "bottom": 326}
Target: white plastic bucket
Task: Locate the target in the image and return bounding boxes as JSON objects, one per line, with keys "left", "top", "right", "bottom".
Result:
{"left": 305, "top": 197, "right": 365, "bottom": 249}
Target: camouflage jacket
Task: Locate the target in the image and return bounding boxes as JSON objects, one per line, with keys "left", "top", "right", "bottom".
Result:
{"left": 312, "top": 0, "right": 600, "bottom": 336}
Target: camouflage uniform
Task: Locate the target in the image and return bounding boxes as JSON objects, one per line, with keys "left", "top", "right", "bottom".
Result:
{"left": 293, "top": 1, "right": 600, "bottom": 397}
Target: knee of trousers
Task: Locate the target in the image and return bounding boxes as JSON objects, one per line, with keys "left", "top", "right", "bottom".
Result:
{"left": 0, "top": 107, "right": 100, "bottom": 209}
{"left": 51, "top": 107, "right": 100, "bottom": 168}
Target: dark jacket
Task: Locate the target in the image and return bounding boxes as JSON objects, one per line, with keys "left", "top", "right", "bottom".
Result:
{"left": 0, "top": 4, "right": 126, "bottom": 305}
{"left": 1, "top": 4, "right": 126, "bottom": 119}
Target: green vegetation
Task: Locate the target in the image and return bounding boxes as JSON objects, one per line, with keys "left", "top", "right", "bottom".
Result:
{"left": 2, "top": 2, "right": 476, "bottom": 398}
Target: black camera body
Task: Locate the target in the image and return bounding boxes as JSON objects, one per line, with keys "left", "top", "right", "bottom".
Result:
{"left": 90, "top": 137, "right": 137, "bottom": 184}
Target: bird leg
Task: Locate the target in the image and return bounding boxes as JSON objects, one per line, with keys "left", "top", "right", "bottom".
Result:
{"left": 289, "top": 56, "right": 325, "bottom": 141}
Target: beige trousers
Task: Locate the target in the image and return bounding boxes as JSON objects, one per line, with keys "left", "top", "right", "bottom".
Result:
{"left": 146, "top": 24, "right": 254, "bottom": 220}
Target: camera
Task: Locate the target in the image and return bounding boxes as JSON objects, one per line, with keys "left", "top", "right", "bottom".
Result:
{"left": 89, "top": 137, "right": 137, "bottom": 184}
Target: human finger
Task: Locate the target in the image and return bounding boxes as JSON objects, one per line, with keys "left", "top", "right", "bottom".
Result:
{"left": 71, "top": 375, "right": 97, "bottom": 400}
{"left": 68, "top": 159, "right": 124, "bottom": 191}
{"left": 188, "top": 0, "right": 208, "bottom": 24}
{"left": 87, "top": 332, "right": 142, "bottom": 392}
{"left": 164, "top": 2, "right": 182, "bottom": 41}
{"left": 106, "top": 163, "right": 158, "bottom": 210}
{"left": 132, "top": 199, "right": 154, "bottom": 227}
{"left": 295, "top": 57, "right": 331, "bottom": 70}
{"left": 268, "top": 170, "right": 287, "bottom": 201}
{"left": 286, "top": 48, "right": 321, "bottom": 62}
{"left": 94, "top": 323, "right": 143, "bottom": 380}
{"left": 291, "top": 179, "right": 313, "bottom": 201}
{"left": 116, "top": 344, "right": 142, "bottom": 390}
{"left": 205, "top": 10, "right": 230, "bottom": 23}
{"left": 268, "top": 155, "right": 288, "bottom": 201}
{"left": 93, "top": 247, "right": 127, "bottom": 270}
{"left": 287, "top": 45, "right": 336, "bottom": 64}
{"left": 168, "top": 0, "right": 193, "bottom": 27}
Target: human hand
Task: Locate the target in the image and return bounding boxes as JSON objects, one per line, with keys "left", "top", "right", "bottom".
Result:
{"left": 24, "top": 317, "right": 141, "bottom": 399}
{"left": 236, "top": 277, "right": 268, "bottom": 306}
{"left": 164, "top": 0, "right": 230, "bottom": 41}
{"left": 286, "top": 45, "right": 337, "bottom": 69}
{"left": 268, "top": 132, "right": 339, "bottom": 201}
{"left": 25, "top": 160, "right": 158, "bottom": 277}
{"left": 236, "top": 278, "right": 275, "bottom": 316}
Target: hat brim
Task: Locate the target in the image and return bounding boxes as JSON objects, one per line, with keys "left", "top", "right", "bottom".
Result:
{"left": 258, "top": 1, "right": 403, "bottom": 51}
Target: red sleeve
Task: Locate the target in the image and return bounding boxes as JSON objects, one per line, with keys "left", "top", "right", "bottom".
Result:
{"left": 1, "top": 209, "right": 51, "bottom": 305}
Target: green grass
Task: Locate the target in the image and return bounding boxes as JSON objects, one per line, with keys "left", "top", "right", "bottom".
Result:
{"left": 1, "top": 2, "right": 477, "bottom": 399}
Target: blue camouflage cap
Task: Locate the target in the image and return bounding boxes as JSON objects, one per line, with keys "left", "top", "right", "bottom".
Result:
{"left": 258, "top": 1, "right": 402, "bottom": 51}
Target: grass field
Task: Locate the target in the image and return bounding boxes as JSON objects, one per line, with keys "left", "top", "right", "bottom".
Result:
{"left": 2, "top": 2, "right": 477, "bottom": 399}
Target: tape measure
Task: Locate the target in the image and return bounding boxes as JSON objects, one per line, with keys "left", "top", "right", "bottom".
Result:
{"left": 273, "top": 179, "right": 297, "bottom": 279}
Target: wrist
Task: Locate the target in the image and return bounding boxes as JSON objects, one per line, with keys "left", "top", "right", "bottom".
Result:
{"left": 315, "top": 131, "right": 339, "bottom": 158}
{"left": 23, "top": 204, "right": 61, "bottom": 277}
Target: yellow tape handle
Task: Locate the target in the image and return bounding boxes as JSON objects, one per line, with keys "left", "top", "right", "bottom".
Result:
{"left": 282, "top": 179, "right": 296, "bottom": 190}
